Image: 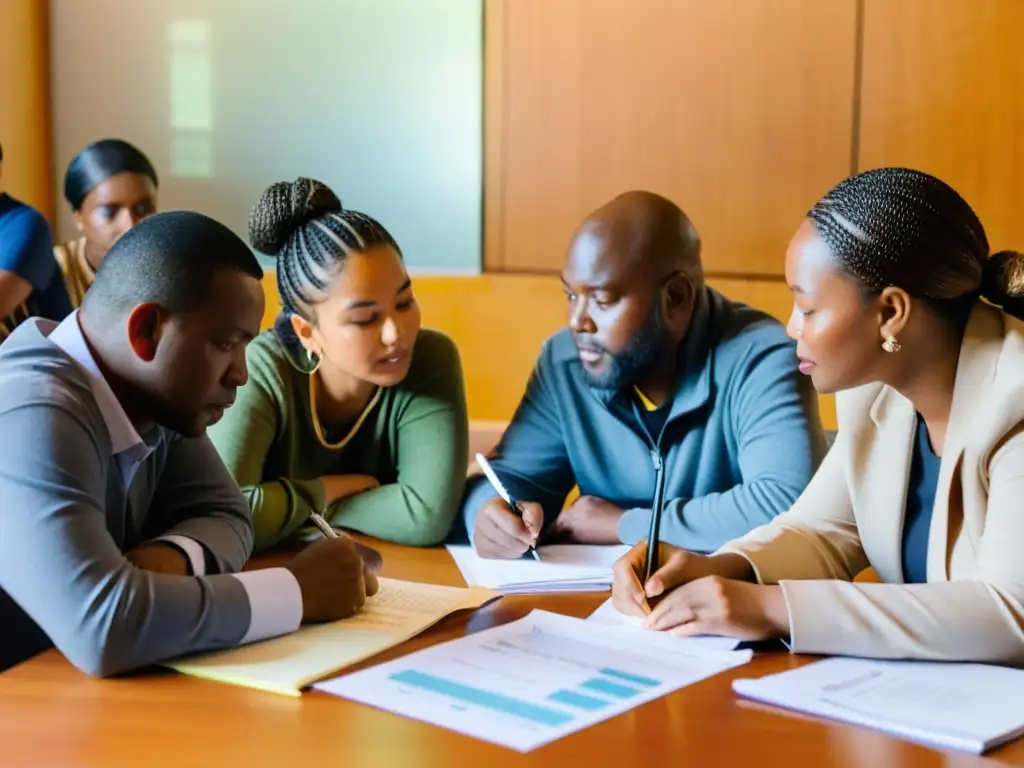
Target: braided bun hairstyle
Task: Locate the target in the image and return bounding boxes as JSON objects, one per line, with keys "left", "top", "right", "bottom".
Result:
{"left": 808, "top": 167, "right": 1024, "bottom": 321}
{"left": 248, "top": 177, "right": 400, "bottom": 325}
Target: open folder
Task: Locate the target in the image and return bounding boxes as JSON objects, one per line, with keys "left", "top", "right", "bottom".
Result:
{"left": 733, "top": 657, "right": 1024, "bottom": 755}
{"left": 163, "top": 578, "right": 498, "bottom": 697}
{"left": 446, "top": 544, "right": 630, "bottom": 594}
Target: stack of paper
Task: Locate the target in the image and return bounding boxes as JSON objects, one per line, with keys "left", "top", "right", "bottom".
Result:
{"left": 587, "top": 598, "right": 743, "bottom": 651}
{"left": 733, "top": 657, "right": 1024, "bottom": 755}
{"left": 315, "top": 609, "right": 752, "bottom": 752}
{"left": 164, "top": 578, "right": 498, "bottom": 696}
{"left": 446, "top": 544, "right": 629, "bottom": 594}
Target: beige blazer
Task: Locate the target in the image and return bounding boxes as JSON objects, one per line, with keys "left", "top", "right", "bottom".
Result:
{"left": 719, "top": 303, "right": 1024, "bottom": 665}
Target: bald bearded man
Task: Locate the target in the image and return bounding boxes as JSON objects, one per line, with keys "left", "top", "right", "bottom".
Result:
{"left": 459, "top": 191, "right": 827, "bottom": 558}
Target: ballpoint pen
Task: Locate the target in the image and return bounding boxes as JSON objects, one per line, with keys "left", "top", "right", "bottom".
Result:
{"left": 308, "top": 509, "right": 339, "bottom": 539}
{"left": 476, "top": 453, "right": 540, "bottom": 560}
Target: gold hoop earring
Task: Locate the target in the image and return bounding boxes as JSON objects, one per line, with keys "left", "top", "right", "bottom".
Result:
{"left": 882, "top": 335, "right": 901, "bottom": 354}
{"left": 306, "top": 348, "right": 322, "bottom": 374}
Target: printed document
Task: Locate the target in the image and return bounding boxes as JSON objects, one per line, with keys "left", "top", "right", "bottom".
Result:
{"left": 315, "top": 609, "right": 752, "bottom": 752}
{"left": 733, "top": 657, "right": 1024, "bottom": 755}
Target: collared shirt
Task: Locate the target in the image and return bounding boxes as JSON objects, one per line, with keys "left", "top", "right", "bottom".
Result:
{"left": 49, "top": 312, "right": 155, "bottom": 485}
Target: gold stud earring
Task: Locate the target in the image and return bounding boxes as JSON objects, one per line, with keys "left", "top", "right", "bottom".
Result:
{"left": 306, "top": 348, "right": 323, "bottom": 374}
{"left": 882, "top": 335, "right": 901, "bottom": 354}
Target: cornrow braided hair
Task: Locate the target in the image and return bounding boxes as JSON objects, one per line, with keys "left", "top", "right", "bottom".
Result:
{"left": 808, "top": 167, "right": 1024, "bottom": 321}
{"left": 249, "top": 177, "right": 400, "bottom": 325}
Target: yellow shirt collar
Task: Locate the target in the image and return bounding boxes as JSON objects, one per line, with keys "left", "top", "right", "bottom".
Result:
{"left": 633, "top": 386, "right": 659, "bottom": 412}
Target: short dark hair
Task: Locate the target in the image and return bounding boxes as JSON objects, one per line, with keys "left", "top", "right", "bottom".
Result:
{"left": 64, "top": 138, "right": 158, "bottom": 211}
{"left": 248, "top": 177, "right": 399, "bottom": 324}
{"left": 808, "top": 167, "right": 1024, "bottom": 322}
{"left": 82, "top": 210, "right": 263, "bottom": 319}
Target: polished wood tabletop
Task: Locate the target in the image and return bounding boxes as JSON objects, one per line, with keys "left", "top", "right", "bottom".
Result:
{"left": 0, "top": 536, "right": 1021, "bottom": 767}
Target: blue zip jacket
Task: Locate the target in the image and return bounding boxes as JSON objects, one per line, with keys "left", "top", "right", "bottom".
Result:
{"left": 457, "top": 287, "right": 827, "bottom": 552}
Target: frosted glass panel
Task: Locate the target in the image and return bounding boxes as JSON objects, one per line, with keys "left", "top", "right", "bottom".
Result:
{"left": 51, "top": 0, "right": 483, "bottom": 273}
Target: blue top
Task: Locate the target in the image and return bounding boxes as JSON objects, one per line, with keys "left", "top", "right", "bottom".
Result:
{"left": 901, "top": 416, "right": 941, "bottom": 584}
{"left": 456, "top": 287, "right": 828, "bottom": 553}
{"left": 0, "top": 194, "right": 72, "bottom": 336}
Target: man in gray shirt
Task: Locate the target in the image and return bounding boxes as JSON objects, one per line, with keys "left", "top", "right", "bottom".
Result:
{"left": 0, "top": 210, "right": 376, "bottom": 676}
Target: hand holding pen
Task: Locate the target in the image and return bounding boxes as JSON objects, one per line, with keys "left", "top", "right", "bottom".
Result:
{"left": 472, "top": 453, "right": 544, "bottom": 560}
{"left": 284, "top": 510, "right": 380, "bottom": 622}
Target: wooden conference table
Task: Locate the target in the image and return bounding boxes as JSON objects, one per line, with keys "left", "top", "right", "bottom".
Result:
{"left": 0, "top": 536, "right": 1021, "bottom": 767}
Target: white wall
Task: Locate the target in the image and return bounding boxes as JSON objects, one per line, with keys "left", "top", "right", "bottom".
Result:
{"left": 51, "top": 0, "right": 483, "bottom": 273}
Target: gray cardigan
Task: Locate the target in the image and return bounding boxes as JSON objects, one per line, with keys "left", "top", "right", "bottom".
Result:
{"left": 0, "top": 318, "right": 298, "bottom": 676}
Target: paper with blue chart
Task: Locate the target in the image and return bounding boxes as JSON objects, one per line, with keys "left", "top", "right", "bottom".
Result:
{"left": 314, "top": 609, "right": 752, "bottom": 752}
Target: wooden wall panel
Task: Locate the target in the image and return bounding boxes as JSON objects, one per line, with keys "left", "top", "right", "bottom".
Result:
{"left": 485, "top": 0, "right": 858, "bottom": 277}
{"left": 0, "top": 0, "right": 53, "bottom": 221}
{"left": 859, "top": 0, "right": 1024, "bottom": 252}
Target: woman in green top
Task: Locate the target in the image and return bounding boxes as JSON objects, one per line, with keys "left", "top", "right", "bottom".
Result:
{"left": 209, "top": 177, "right": 469, "bottom": 554}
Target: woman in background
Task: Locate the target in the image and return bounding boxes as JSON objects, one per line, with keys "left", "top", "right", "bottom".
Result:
{"left": 612, "top": 167, "right": 1024, "bottom": 667}
{"left": 54, "top": 139, "right": 158, "bottom": 306}
{"left": 209, "top": 177, "right": 469, "bottom": 554}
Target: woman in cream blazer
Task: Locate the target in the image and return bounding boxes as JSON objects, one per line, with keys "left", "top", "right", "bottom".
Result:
{"left": 611, "top": 167, "right": 1024, "bottom": 666}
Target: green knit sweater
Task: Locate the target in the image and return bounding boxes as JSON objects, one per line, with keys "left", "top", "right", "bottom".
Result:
{"left": 208, "top": 328, "right": 469, "bottom": 554}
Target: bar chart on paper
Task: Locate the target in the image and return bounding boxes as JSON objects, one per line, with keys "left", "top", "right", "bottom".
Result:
{"left": 314, "top": 610, "right": 752, "bottom": 752}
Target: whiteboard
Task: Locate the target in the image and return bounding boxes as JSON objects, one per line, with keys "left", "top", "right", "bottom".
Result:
{"left": 51, "top": 0, "right": 483, "bottom": 273}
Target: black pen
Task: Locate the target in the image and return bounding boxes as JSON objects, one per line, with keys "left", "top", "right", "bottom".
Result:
{"left": 643, "top": 449, "right": 667, "bottom": 584}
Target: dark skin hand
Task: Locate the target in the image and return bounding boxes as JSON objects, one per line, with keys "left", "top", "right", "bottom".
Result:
{"left": 285, "top": 536, "right": 380, "bottom": 622}
{"left": 547, "top": 495, "right": 624, "bottom": 544}
{"left": 611, "top": 541, "right": 790, "bottom": 641}
{"left": 473, "top": 497, "right": 544, "bottom": 559}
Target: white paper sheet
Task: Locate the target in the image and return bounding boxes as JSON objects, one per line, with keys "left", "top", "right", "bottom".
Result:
{"left": 446, "top": 544, "right": 629, "bottom": 593}
{"left": 315, "top": 609, "right": 752, "bottom": 752}
{"left": 587, "top": 598, "right": 743, "bottom": 651}
{"left": 733, "top": 657, "right": 1024, "bottom": 755}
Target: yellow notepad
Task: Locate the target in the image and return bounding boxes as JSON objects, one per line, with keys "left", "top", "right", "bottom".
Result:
{"left": 164, "top": 578, "right": 499, "bottom": 696}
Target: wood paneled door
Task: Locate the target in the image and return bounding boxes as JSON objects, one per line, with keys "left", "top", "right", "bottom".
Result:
{"left": 484, "top": 0, "right": 859, "bottom": 277}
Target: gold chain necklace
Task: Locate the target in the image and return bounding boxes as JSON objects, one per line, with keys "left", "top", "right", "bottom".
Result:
{"left": 308, "top": 374, "right": 382, "bottom": 450}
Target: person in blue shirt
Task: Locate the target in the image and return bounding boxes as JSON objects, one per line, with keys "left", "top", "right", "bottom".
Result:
{"left": 0, "top": 141, "right": 73, "bottom": 340}
{"left": 459, "top": 190, "right": 828, "bottom": 558}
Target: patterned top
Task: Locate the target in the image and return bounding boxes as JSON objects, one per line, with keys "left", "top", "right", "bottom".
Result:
{"left": 53, "top": 237, "right": 96, "bottom": 308}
